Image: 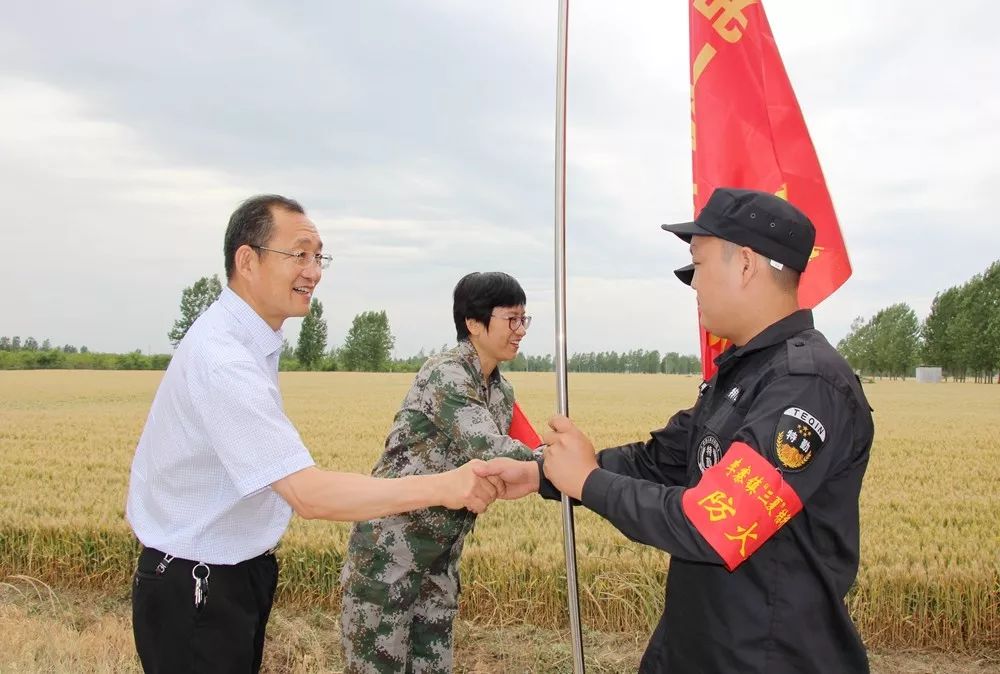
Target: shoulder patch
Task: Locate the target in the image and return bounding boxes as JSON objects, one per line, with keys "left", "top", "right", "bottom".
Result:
{"left": 773, "top": 407, "right": 826, "bottom": 471}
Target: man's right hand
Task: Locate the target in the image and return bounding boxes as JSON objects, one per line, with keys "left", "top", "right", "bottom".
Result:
{"left": 439, "top": 459, "right": 499, "bottom": 514}
{"left": 472, "top": 457, "right": 540, "bottom": 500}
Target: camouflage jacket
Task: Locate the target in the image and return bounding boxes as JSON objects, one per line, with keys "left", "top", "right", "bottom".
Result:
{"left": 344, "top": 340, "right": 534, "bottom": 580}
{"left": 373, "top": 339, "right": 534, "bottom": 479}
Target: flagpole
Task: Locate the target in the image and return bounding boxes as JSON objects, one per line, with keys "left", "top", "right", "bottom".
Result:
{"left": 553, "top": 0, "right": 585, "bottom": 671}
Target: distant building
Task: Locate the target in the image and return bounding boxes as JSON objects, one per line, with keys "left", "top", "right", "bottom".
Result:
{"left": 915, "top": 367, "right": 942, "bottom": 383}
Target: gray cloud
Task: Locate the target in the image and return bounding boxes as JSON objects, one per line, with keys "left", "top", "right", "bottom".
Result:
{"left": 1, "top": 1, "right": 998, "bottom": 360}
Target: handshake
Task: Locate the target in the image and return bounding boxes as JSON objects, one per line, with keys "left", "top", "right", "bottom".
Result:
{"left": 438, "top": 414, "right": 600, "bottom": 513}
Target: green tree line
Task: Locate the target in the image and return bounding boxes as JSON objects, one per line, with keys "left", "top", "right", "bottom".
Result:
{"left": 0, "top": 346, "right": 171, "bottom": 370}
{"left": 837, "top": 260, "right": 1000, "bottom": 382}
{"left": 2, "top": 275, "right": 700, "bottom": 374}
{"left": 562, "top": 350, "right": 700, "bottom": 374}
{"left": 13, "top": 258, "right": 1000, "bottom": 379}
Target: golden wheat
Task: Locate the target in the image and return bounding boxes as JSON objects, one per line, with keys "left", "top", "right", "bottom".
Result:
{"left": 1, "top": 370, "right": 998, "bottom": 650}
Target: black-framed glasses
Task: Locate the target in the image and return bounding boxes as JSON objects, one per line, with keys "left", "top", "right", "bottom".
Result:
{"left": 491, "top": 314, "right": 532, "bottom": 331}
{"left": 252, "top": 245, "right": 332, "bottom": 270}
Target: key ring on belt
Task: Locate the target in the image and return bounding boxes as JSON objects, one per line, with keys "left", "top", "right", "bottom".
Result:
{"left": 192, "top": 562, "right": 210, "bottom": 581}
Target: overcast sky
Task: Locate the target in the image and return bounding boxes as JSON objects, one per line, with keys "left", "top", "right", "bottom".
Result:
{"left": 2, "top": 1, "right": 998, "bottom": 358}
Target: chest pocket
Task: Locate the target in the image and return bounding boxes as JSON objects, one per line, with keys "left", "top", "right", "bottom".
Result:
{"left": 704, "top": 395, "right": 751, "bottom": 439}
{"left": 692, "top": 390, "right": 751, "bottom": 476}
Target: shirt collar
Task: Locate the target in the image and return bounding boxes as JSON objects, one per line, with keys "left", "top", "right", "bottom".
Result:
{"left": 218, "top": 287, "right": 284, "bottom": 359}
{"left": 455, "top": 339, "right": 501, "bottom": 384}
{"left": 715, "top": 309, "right": 814, "bottom": 367}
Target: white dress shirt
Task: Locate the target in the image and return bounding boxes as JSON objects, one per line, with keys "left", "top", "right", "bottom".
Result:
{"left": 126, "top": 287, "right": 315, "bottom": 564}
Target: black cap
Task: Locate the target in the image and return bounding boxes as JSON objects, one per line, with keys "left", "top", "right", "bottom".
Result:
{"left": 662, "top": 187, "right": 816, "bottom": 285}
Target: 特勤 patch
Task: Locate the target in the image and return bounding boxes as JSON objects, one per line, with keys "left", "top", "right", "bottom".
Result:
{"left": 773, "top": 407, "right": 826, "bottom": 471}
{"left": 696, "top": 433, "right": 722, "bottom": 473}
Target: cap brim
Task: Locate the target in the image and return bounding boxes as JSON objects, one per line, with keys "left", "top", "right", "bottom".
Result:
{"left": 674, "top": 263, "right": 695, "bottom": 286}
{"left": 661, "top": 220, "right": 713, "bottom": 243}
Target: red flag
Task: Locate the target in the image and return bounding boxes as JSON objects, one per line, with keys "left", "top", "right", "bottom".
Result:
{"left": 689, "top": 0, "right": 851, "bottom": 379}
{"left": 508, "top": 401, "right": 542, "bottom": 448}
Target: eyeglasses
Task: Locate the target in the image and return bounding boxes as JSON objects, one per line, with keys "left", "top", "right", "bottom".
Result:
{"left": 491, "top": 314, "right": 532, "bottom": 331}
{"left": 252, "top": 245, "right": 332, "bottom": 269}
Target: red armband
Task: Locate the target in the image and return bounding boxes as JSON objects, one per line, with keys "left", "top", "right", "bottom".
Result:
{"left": 681, "top": 441, "right": 802, "bottom": 571}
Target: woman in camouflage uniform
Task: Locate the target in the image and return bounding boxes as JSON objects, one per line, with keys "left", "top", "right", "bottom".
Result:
{"left": 340, "top": 272, "right": 537, "bottom": 674}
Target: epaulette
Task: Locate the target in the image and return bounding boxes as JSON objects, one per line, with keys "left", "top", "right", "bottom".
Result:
{"left": 786, "top": 336, "right": 816, "bottom": 375}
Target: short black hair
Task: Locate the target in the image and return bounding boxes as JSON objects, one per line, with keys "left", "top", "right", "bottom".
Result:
{"left": 223, "top": 194, "right": 305, "bottom": 279}
{"left": 453, "top": 272, "right": 526, "bottom": 340}
{"left": 770, "top": 265, "right": 801, "bottom": 292}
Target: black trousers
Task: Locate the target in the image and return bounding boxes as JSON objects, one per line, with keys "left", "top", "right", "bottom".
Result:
{"left": 131, "top": 546, "right": 279, "bottom": 674}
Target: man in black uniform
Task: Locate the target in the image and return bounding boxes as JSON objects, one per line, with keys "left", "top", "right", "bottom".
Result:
{"left": 479, "top": 187, "right": 875, "bottom": 673}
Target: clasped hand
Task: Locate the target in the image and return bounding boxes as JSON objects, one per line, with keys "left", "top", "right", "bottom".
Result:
{"left": 448, "top": 414, "right": 599, "bottom": 512}
{"left": 538, "top": 414, "right": 599, "bottom": 500}
{"left": 444, "top": 457, "right": 540, "bottom": 513}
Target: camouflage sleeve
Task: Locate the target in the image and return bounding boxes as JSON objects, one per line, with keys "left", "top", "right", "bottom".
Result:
{"left": 424, "top": 361, "right": 534, "bottom": 462}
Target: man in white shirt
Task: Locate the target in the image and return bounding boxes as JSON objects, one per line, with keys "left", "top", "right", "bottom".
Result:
{"left": 126, "top": 195, "right": 499, "bottom": 673}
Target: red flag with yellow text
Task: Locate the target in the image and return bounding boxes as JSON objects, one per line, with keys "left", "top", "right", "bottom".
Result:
{"left": 689, "top": 0, "right": 851, "bottom": 379}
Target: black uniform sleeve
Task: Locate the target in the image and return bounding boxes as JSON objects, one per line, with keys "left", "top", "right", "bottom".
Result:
{"left": 732, "top": 373, "right": 856, "bottom": 504}
{"left": 536, "top": 407, "right": 694, "bottom": 501}
{"left": 579, "top": 406, "right": 720, "bottom": 562}
{"left": 580, "top": 374, "right": 853, "bottom": 565}
{"left": 582, "top": 468, "right": 721, "bottom": 561}
{"left": 595, "top": 406, "right": 693, "bottom": 487}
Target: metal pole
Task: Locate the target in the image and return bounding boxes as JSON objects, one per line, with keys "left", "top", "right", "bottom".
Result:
{"left": 553, "top": 0, "right": 585, "bottom": 671}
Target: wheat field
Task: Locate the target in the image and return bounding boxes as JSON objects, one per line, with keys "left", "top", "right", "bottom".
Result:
{"left": 1, "top": 370, "right": 998, "bottom": 656}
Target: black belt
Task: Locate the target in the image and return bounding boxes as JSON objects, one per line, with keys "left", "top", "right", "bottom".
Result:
{"left": 137, "top": 545, "right": 278, "bottom": 611}
{"left": 139, "top": 545, "right": 277, "bottom": 571}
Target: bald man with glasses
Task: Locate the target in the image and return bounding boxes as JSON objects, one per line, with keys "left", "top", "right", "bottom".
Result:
{"left": 126, "top": 196, "right": 501, "bottom": 673}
